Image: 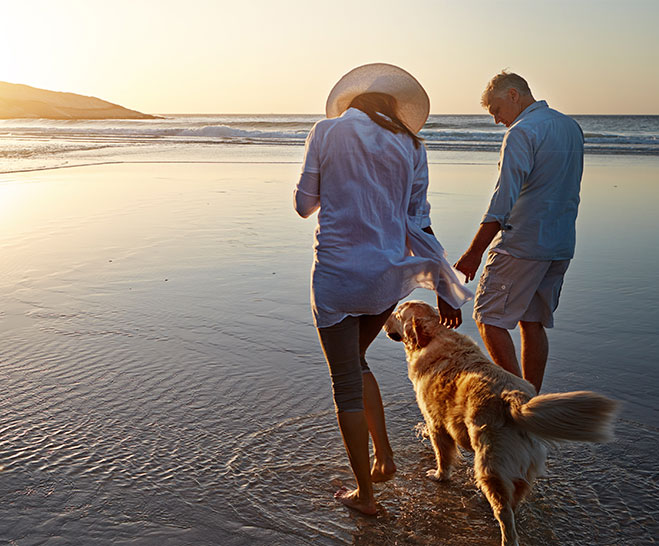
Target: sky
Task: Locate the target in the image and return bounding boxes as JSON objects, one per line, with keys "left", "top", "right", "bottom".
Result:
{"left": 2, "top": 0, "right": 658, "bottom": 115}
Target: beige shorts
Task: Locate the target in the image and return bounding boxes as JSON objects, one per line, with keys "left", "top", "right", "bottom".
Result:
{"left": 473, "top": 251, "right": 570, "bottom": 329}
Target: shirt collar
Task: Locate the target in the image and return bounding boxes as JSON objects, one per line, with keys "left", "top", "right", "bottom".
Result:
{"left": 342, "top": 107, "right": 394, "bottom": 124}
{"left": 514, "top": 100, "right": 548, "bottom": 124}
{"left": 341, "top": 107, "right": 365, "bottom": 118}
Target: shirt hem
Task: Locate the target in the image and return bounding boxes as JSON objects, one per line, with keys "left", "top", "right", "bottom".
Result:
{"left": 314, "top": 296, "right": 401, "bottom": 329}
{"left": 490, "top": 248, "right": 574, "bottom": 261}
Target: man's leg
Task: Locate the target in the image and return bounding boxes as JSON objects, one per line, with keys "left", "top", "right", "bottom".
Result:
{"left": 473, "top": 252, "right": 555, "bottom": 382}
{"left": 519, "top": 321, "right": 548, "bottom": 393}
{"left": 477, "top": 321, "right": 522, "bottom": 378}
{"left": 517, "top": 260, "right": 569, "bottom": 393}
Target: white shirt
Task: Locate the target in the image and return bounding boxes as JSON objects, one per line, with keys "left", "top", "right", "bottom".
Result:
{"left": 295, "top": 108, "right": 472, "bottom": 328}
{"left": 483, "top": 100, "right": 584, "bottom": 260}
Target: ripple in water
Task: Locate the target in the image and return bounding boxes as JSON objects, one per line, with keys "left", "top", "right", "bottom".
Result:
{"left": 1, "top": 163, "right": 658, "bottom": 545}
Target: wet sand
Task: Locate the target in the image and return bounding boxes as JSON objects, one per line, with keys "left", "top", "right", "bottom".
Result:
{"left": 0, "top": 158, "right": 657, "bottom": 544}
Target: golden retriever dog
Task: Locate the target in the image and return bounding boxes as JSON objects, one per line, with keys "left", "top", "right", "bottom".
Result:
{"left": 384, "top": 300, "right": 619, "bottom": 546}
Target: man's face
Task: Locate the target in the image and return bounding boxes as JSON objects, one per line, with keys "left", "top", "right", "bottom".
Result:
{"left": 487, "top": 89, "right": 522, "bottom": 128}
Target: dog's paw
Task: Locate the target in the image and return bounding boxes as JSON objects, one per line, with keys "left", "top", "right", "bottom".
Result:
{"left": 426, "top": 469, "right": 450, "bottom": 482}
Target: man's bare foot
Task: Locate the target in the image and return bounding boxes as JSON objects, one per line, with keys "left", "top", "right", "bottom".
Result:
{"left": 334, "top": 486, "right": 377, "bottom": 515}
{"left": 371, "top": 457, "right": 397, "bottom": 483}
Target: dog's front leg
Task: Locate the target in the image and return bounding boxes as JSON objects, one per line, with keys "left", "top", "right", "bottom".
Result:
{"left": 426, "top": 425, "right": 457, "bottom": 481}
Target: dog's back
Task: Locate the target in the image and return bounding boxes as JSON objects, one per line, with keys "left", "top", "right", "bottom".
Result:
{"left": 406, "top": 316, "right": 618, "bottom": 446}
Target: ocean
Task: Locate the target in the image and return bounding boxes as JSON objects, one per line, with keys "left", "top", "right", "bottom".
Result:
{"left": 1, "top": 114, "right": 658, "bottom": 174}
{"left": 0, "top": 115, "right": 658, "bottom": 545}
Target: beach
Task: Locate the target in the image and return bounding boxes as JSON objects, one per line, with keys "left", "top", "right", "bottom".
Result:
{"left": 1, "top": 151, "right": 658, "bottom": 545}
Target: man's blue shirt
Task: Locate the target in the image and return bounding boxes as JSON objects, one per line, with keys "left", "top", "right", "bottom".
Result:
{"left": 483, "top": 100, "right": 584, "bottom": 260}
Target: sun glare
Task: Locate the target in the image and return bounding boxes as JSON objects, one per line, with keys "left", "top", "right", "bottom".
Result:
{"left": 0, "top": 182, "right": 28, "bottom": 227}
{"left": 1, "top": 0, "right": 658, "bottom": 114}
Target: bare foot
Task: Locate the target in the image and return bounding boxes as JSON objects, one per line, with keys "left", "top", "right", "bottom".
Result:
{"left": 334, "top": 486, "right": 377, "bottom": 515}
{"left": 371, "top": 457, "right": 397, "bottom": 483}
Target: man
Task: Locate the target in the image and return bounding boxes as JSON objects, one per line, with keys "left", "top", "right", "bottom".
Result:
{"left": 454, "top": 71, "right": 584, "bottom": 393}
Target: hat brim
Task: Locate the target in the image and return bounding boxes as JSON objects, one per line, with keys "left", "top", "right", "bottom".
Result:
{"left": 325, "top": 63, "right": 430, "bottom": 134}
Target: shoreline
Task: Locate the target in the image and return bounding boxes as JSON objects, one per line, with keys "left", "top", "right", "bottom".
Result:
{"left": 3, "top": 147, "right": 659, "bottom": 177}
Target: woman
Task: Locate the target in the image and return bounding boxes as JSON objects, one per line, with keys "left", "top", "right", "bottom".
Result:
{"left": 294, "top": 63, "right": 472, "bottom": 515}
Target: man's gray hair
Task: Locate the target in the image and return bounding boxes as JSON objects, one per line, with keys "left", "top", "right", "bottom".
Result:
{"left": 481, "top": 71, "right": 532, "bottom": 108}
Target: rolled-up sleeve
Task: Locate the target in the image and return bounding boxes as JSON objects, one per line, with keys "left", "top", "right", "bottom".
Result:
{"left": 407, "top": 144, "right": 431, "bottom": 228}
{"left": 294, "top": 125, "right": 321, "bottom": 218}
{"left": 301, "top": 124, "right": 320, "bottom": 174}
{"left": 482, "top": 128, "right": 533, "bottom": 227}
{"left": 294, "top": 171, "right": 320, "bottom": 218}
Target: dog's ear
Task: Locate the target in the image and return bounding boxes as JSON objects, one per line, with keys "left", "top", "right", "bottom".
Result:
{"left": 404, "top": 317, "right": 433, "bottom": 349}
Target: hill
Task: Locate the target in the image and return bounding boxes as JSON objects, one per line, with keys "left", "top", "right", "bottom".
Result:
{"left": 0, "top": 81, "right": 157, "bottom": 119}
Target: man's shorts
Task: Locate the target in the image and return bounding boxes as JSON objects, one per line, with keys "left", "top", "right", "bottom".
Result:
{"left": 473, "top": 251, "right": 570, "bottom": 329}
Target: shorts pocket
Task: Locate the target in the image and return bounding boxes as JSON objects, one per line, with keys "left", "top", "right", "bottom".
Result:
{"left": 474, "top": 274, "right": 513, "bottom": 318}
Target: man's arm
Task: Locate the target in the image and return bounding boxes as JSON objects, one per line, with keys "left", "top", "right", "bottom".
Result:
{"left": 454, "top": 128, "right": 532, "bottom": 282}
{"left": 454, "top": 221, "right": 501, "bottom": 282}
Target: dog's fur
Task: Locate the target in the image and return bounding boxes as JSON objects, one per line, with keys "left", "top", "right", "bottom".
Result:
{"left": 384, "top": 300, "right": 619, "bottom": 546}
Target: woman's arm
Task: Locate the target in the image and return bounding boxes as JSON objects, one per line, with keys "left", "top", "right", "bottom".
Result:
{"left": 422, "top": 216, "right": 462, "bottom": 328}
{"left": 294, "top": 171, "right": 320, "bottom": 218}
{"left": 408, "top": 145, "right": 431, "bottom": 228}
{"left": 295, "top": 124, "right": 321, "bottom": 218}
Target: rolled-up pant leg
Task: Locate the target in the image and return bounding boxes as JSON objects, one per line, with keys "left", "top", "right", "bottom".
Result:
{"left": 317, "top": 304, "right": 396, "bottom": 413}
{"left": 318, "top": 315, "right": 363, "bottom": 413}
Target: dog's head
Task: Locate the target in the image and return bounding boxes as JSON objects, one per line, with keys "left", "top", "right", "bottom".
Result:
{"left": 384, "top": 300, "right": 441, "bottom": 351}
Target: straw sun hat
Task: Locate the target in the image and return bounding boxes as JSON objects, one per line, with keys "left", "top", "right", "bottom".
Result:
{"left": 325, "top": 63, "right": 430, "bottom": 134}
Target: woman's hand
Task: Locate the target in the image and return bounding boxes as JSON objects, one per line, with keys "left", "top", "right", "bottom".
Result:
{"left": 437, "top": 296, "right": 462, "bottom": 329}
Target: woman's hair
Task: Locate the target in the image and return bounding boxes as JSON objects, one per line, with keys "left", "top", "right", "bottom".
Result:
{"left": 349, "top": 92, "right": 423, "bottom": 149}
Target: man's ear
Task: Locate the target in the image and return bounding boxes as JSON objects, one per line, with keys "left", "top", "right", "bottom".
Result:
{"left": 509, "top": 87, "right": 520, "bottom": 103}
{"left": 404, "top": 317, "right": 433, "bottom": 349}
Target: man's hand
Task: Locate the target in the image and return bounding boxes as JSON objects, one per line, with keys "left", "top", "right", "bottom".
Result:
{"left": 454, "top": 249, "right": 483, "bottom": 283}
{"left": 437, "top": 296, "right": 462, "bottom": 329}
{"left": 455, "top": 222, "right": 501, "bottom": 282}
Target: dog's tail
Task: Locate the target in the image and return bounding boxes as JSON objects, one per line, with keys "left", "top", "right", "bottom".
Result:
{"left": 505, "top": 390, "right": 620, "bottom": 443}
